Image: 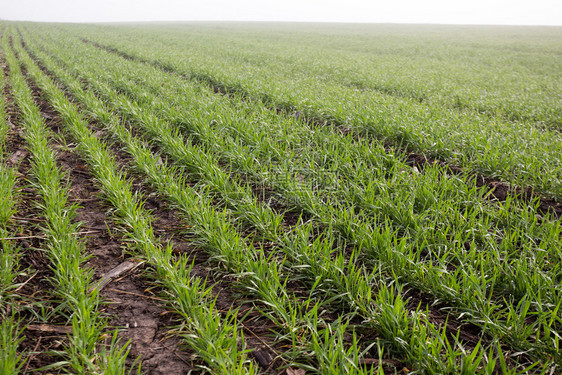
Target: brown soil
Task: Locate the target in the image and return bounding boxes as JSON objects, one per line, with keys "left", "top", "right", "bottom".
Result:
{"left": 57, "top": 145, "right": 196, "bottom": 375}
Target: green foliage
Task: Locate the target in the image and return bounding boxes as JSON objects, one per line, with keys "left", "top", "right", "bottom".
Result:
{"left": 2, "top": 21, "right": 560, "bottom": 374}
{"left": 0, "top": 316, "right": 25, "bottom": 374}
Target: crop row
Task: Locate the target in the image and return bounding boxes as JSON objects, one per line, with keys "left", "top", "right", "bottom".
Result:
{"left": 14, "top": 25, "right": 558, "bottom": 374}
{"left": 0, "top": 24, "right": 25, "bottom": 374}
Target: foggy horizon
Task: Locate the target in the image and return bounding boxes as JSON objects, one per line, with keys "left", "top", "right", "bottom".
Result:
{"left": 1, "top": 0, "right": 561, "bottom": 26}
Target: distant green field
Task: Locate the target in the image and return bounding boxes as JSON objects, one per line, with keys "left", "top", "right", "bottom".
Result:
{"left": 50, "top": 22, "right": 562, "bottom": 199}
{"left": 1, "top": 21, "right": 561, "bottom": 374}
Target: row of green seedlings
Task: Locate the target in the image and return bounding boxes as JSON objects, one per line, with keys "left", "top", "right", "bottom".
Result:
{"left": 7, "top": 35, "right": 259, "bottom": 375}
{"left": 27, "top": 28, "right": 562, "bottom": 370}
{"left": 60, "top": 26, "right": 562, "bottom": 201}
{"left": 17, "top": 28, "right": 544, "bottom": 374}
{"left": 2, "top": 32, "right": 130, "bottom": 373}
{"left": 1, "top": 30, "right": 39, "bottom": 373}
{"left": 0, "top": 30, "right": 27, "bottom": 373}
{"left": 15, "top": 30, "right": 390, "bottom": 375}
{"left": 0, "top": 163, "right": 23, "bottom": 374}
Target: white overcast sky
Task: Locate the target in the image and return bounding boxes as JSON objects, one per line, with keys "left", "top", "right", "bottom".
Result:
{"left": 1, "top": 0, "right": 561, "bottom": 25}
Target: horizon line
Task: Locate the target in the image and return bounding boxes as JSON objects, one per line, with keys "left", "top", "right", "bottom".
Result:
{"left": 2, "top": 19, "right": 562, "bottom": 27}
